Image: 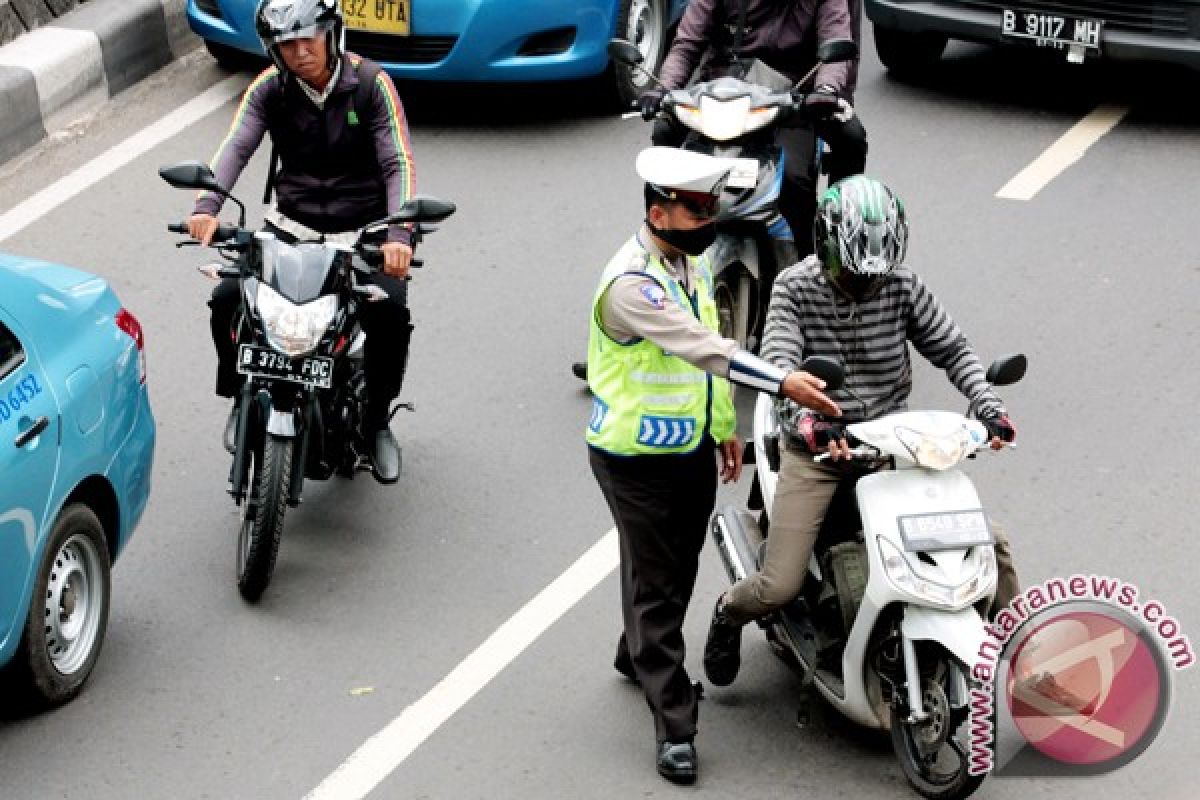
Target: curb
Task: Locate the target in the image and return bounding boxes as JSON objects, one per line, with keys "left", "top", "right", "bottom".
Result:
{"left": 0, "top": 0, "right": 194, "bottom": 165}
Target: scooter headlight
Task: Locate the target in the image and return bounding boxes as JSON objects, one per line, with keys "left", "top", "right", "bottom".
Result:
{"left": 255, "top": 284, "right": 338, "bottom": 357}
{"left": 696, "top": 96, "right": 753, "bottom": 141}
{"left": 879, "top": 537, "right": 996, "bottom": 610}
{"left": 894, "top": 425, "right": 975, "bottom": 470}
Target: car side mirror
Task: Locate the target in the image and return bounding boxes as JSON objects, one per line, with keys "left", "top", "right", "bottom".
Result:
{"left": 159, "top": 161, "right": 223, "bottom": 193}
{"left": 608, "top": 38, "right": 644, "bottom": 66}
{"left": 985, "top": 354, "right": 1027, "bottom": 387}
{"left": 816, "top": 38, "right": 858, "bottom": 65}
{"left": 801, "top": 355, "right": 845, "bottom": 391}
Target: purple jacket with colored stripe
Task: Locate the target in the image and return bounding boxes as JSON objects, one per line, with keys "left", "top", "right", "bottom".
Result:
{"left": 195, "top": 54, "right": 416, "bottom": 244}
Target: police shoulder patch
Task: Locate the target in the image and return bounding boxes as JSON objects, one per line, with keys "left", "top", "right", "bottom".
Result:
{"left": 639, "top": 282, "right": 667, "bottom": 310}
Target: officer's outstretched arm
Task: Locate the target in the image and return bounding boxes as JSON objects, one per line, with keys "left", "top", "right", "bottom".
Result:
{"left": 729, "top": 350, "right": 841, "bottom": 417}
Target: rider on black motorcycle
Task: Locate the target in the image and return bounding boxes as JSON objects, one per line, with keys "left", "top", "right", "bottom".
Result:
{"left": 646, "top": 0, "right": 868, "bottom": 259}
{"left": 187, "top": 0, "right": 416, "bottom": 483}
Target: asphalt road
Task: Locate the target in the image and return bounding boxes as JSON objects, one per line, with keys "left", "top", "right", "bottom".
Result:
{"left": 0, "top": 32, "right": 1198, "bottom": 800}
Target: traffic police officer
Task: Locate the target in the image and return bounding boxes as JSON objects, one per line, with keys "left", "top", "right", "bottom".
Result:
{"left": 586, "top": 147, "right": 842, "bottom": 784}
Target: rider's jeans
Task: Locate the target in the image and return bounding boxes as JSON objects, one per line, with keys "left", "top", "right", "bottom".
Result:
{"left": 723, "top": 443, "right": 1019, "bottom": 626}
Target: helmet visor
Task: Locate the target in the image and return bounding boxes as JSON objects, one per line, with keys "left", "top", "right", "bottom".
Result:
{"left": 266, "top": 21, "right": 333, "bottom": 45}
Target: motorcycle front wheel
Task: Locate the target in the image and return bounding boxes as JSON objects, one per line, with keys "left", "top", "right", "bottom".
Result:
{"left": 236, "top": 433, "right": 293, "bottom": 602}
{"left": 890, "top": 654, "right": 986, "bottom": 800}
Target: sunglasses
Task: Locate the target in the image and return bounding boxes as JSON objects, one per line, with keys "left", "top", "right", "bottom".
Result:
{"left": 654, "top": 186, "right": 720, "bottom": 218}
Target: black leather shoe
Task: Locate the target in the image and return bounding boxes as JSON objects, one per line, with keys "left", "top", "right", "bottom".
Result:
{"left": 614, "top": 652, "right": 638, "bottom": 684}
{"left": 656, "top": 740, "right": 697, "bottom": 784}
{"left": 571, "top": 361, "right": 587, "bottom": 381}
{"left": 370, "top": 427, "right": 401, "bottom": 484}
{"left": 703, "top": 597, "right": 743, "bottom": 687}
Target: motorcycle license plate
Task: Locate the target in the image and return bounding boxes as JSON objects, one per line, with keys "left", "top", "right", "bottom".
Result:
{"left": 237, "top": 344, "right": 333, "bottom": 389}
{"left": 725, "top": 158, "right": 760, "bottom": 190}
{"left": 1000, "top": 10, "right": 1102, "bottom": 54}
{"left": 342, "top": 0, "right": 410, "bottom": 36}
{"left": 897, "top": 510, "right": 993, "bottom": 552}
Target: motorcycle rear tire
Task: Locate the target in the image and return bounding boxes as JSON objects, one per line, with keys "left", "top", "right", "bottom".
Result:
{"left": 237, "top": 434, "right": 292, "bottom": 603}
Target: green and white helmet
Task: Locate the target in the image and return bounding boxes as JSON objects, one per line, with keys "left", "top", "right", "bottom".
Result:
{"left": 814, "top": 176, "right": 908, "bottom": 301}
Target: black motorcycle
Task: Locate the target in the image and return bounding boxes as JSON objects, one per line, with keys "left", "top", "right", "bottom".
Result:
{"left": 160, "top": 161, "right": 455, "bottom": 602}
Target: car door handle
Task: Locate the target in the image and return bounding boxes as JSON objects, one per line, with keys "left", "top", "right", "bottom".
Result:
{"left": 14, "top": 416, "right": 50, "bottom": 448}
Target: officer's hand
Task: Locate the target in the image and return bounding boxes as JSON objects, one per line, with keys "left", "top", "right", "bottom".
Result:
{"left": 638, "top": 88, "right": 665, "bottom": 121}
{"left": 781, "top": 371, "right": 841, "bottom": 418}
{"left": 381, "top": 242, "right": 413, "bottom": 279}
{"left": 719, "top": 436, "right": 743, "bottom": 483}
{"left": 790, "top": 90, "right": 844, "bottom": 121}
{"left": 188, "top": 213, "right": 220, "bottom": 246}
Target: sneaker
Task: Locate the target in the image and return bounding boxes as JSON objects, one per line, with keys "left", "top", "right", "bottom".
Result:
{"left": 702, "top": 596, "right": 743, "bottom": 687}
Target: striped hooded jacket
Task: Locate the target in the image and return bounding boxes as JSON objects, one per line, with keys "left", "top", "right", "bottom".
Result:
{"left": 195, "top": 53, "right": 416, "bottom": 243}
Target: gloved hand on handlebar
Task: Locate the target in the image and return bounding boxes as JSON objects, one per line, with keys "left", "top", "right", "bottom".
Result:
{"left": 638, "top": 88, "right": 666, "bottom": 121}
{"left": 796, "top": 414, "right": 851, "bottom": 459}
{"left": 981, "top": 413, "right": 1017, "bottom": 449}
{"left": 815, "top": 84, "right": 855, "bottom": 123}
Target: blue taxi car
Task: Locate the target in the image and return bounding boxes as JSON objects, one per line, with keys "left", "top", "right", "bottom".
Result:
{"left": 189, "top": 0, "right": 689, "bottom": 104}
{"left": 0, "top": 253, "right": 155, "bottom": 709}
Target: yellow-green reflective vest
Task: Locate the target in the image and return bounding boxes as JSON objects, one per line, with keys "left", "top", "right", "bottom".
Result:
{"left": 585, "top": 237, "right": 736, "bottom": 456}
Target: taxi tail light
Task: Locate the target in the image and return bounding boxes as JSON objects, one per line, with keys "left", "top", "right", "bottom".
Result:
{"left": 116, "top": 308, "right": 146, "bottom": 384}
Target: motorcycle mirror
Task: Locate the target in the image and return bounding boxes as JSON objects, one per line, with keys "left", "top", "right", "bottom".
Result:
{"left": 800, "top": 355, "right": 845, "bottom": 391}
{"left": 608, "top": 38, "right": 644, "bottom": 66}
{"left": 816, "top": 38, "right": 858, "bottom": 65}
{"left": 985, "top": 353, "right": 1027, "bottom": 387}
{"left": 368, "top": 196, "right": 458, "bottom": 231}
{"left": 159, "top": 161, "right": 223, "bottom": 192}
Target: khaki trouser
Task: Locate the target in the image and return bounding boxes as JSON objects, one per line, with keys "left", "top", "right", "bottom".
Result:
{"left": 724, "top": 444, "right": 1019, "bottom": 625}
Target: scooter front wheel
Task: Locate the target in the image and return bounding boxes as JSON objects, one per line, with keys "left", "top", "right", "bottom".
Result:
{"left": 890, "top": 656, "right": 985, "bottom": 800}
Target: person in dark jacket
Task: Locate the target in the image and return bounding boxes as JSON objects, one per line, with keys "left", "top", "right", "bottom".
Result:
{"left": 188, "top": 0, "right": 417, "bottom": 483}
{"left": 647, "top": 0, "right": 868, "bottom": 259}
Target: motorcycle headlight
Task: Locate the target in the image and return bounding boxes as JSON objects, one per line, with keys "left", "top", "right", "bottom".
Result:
{"left": 894, "top": 425, "right": 973, "bottom": 470}
{"left": 256, "top": 284, "right": 338, "bottom": 357}
{"left": 699, "top": 96, "right": 752, "bottom": 141}
{"left": 879, "top": 537, "right": 996, "bottom": 610}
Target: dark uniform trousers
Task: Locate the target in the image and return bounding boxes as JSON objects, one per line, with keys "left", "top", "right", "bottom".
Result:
{"left": 589, "top": 440, "right": 718, "bottom": 744}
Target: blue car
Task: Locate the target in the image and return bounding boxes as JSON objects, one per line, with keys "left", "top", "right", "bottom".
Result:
{"left": 0, "top": 254, "right": 155, "bottom": 709}
{"left": 190, "top": 0, "right": 688, "bottom": 103}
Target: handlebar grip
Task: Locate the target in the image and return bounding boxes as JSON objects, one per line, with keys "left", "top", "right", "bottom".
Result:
{"left": 213, "top": 224, "right": 238, "bottom": 243}
{"left": 167, "top": 222, "right": 189, "bottom": 234}
{"left": 410, "top": 258, "right": 423, "bottom": 268}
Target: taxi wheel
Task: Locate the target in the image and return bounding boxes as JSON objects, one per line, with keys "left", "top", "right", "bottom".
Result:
{"left": 610, "top": 0, "right": 670, "bottom": 108}
{"left": 11, "top": 505, "right": 111, "bottom": 709}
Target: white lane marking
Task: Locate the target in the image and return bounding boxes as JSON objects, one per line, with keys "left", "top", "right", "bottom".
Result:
{"left": 0, "top": 74, "right": 249, "bottom": 243}
{"left": 303, "top": 528, "right": 621, "bottom": 800}
{"left": 996, "top": 104, "right": 1128, "bottom": 201}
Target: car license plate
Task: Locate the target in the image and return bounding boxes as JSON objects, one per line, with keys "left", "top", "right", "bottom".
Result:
{"left": 1001, "top": 9, "right": 1102, "bottom": 52}
{"left": 897, "top": 510, "right": 994, "bottom": 552}
{"left": 237, "top": 344, "right": 333, "bottom": 389}
{"left": 342, "top": 0, "right": 410, "bottom": 36}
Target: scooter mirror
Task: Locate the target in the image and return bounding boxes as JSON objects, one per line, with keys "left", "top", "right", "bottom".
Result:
{"left": 159, "top": 160, "right": 223, "bottom": 193}
{"left": 816, "top": 38, "right": 858, "bottom": 64}
{"left": 985, "top": 353, "right": 1027, "bottom": 387}
{"left": 376, "top": 195, "right": 458, "bottom": 226}
{"left": 801, "top": 355, "right": 845, "bottom": 391}
{"left": 608, "top": 38, "right": 644, "bottom": 66}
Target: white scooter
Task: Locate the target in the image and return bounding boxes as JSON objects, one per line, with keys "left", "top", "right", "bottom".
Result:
{"left": 710, "top": 354, "right": 1026, "bottom": 800}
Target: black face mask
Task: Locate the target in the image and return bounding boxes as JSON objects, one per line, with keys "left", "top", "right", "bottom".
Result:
{"left": 647, "top": 218, "right": 718, "bottom": 257}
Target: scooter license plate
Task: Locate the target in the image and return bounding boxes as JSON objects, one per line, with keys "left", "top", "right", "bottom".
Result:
{"left": 237, "top": 344, "right": 333, "bottom": 389}
{"left": 1000, "top": 10, "right": 1102, "bottom": 54}
{"left": 897, "top": 510, "right": 993, "bottom": 552}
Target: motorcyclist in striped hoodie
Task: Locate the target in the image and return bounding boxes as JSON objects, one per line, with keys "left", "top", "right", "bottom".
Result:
{"left": 702, "top": 176, "right": 1021, "bottom": 687}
